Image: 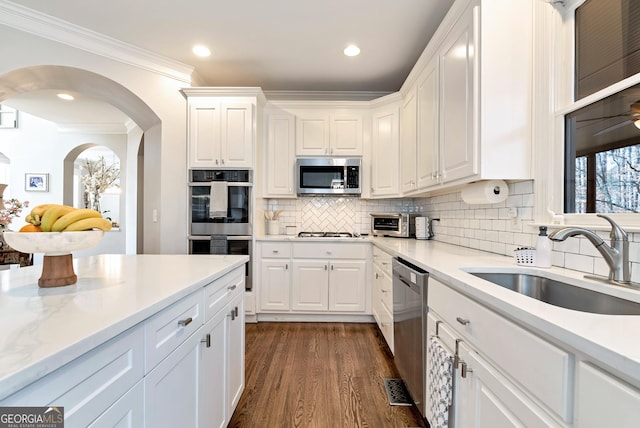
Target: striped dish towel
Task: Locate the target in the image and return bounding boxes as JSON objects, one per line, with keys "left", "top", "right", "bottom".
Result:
{"left": 427, "top": 335, "right": 454, "bottom": 428}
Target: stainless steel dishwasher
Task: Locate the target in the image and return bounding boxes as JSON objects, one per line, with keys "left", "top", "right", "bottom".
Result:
{"left": 392, "top": 257, "right": 429, "bottom": 419}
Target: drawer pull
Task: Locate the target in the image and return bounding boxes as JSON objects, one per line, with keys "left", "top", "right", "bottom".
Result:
{"left": 460, "top": 361, "right": 473, "bottom": 378}
{"left": 230, "top": 310, "right": 235, "bottom": 321}
{"left": 435, "top": 320, "right": 442, "bottom": 337}
{"left": 381, "top": 289, "right": 388, "bottom": 293}
{"left": 456, "top": 317, "right": 470, "bottom": 326}
{"left": 234, "top": 306, "right": 239, "bottom": 317}
{"left": 201, "top": 333, "right": 211, "bottom": 348}
{"left": 228, "top": 284, "right": 237, "bottom": 291}
{"left": 178, "top": 317, "right": 193, "bottom": 327}
{"left": 273, "top": 250, "right": 279, "bottom": 253}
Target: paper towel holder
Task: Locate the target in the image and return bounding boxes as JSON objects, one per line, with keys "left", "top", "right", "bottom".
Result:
{"left": 461, "top": 180, "right": 509, "bottom": 205}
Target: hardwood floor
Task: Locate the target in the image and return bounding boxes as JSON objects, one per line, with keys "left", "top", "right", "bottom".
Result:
{"left": 229, "top": 322, "right": 427, "bottom": 428}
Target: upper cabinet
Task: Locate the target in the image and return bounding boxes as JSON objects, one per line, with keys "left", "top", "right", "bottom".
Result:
{"left": 296, "top": 111, "right": 363, "bottom": 156}
{"left": 264, "top": 112, "right": 296, "bottom": 197}
{"left": 399, "top": 0, "right": 533, "bottom": 195}
{"left": 371, "top": 102, "right": 400, "bottom": 198}
{"left": 183, "top": 88, "right": 264, "bottom": 169}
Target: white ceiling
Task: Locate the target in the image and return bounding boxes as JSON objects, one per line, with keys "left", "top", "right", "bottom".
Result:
{"left": 2, "top": 0, "right": 455, "bottom": 126}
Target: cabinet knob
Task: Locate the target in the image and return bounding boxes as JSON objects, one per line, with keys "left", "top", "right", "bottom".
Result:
{"left": 201, "top": 333, "right": 211, "bottom": 348}
{"left": 228, "top": 284, "right": 237, "bottom": 291}
{"left": 273, "top": 250, "right": 279, "bottom": 254}
{"left": 460, "top": 361, "right": 473, "bottom": 378}
{"left": 326, "top": 251, "right": 332, "bottom": 255}
{"left": 221, "top": 159, "right": 225, "bottom": 165}
{"left": 456, "top": 317, "right": 470, "bottom": 326}
{"left": 178, "top": 317, "right": 193, "bottom": 327}
{"left": 215, "top": 159, "right": 219, "bottom": 165}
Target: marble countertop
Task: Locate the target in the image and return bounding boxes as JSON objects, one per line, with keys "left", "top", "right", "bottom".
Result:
{"left": 369, "top": 237, "right": 640, "bottom": 386}
{"left": 0, "top": 254, "right": 249, "bottom": 400}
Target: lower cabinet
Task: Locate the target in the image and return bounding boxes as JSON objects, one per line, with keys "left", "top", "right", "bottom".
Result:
{"left": 372, "top": 246, "right": 394, "bottom": 352}
{"left": 258, "top": 241, "right": 368, "bottom": 314}
{"left": 88, "top": 381, "right": 144, "bottom": 428}
{"left": 144, "top": 329, "right": 202, "bottom": 428}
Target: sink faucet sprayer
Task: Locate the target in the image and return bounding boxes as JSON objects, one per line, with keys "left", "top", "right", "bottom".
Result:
{"left": 548, "top": 214, "right": 631, "bottom": 284}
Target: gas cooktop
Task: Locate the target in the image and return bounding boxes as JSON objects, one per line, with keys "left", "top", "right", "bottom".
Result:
{"left": 297, "top": 231, "right": 354, "bottom": 238}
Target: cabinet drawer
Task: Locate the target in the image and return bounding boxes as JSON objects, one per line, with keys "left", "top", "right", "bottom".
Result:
{"left": 377, "top": 270, "right": 393, "bottom": 313}
{"left": 293, "top": 242, "right": 367, "bottom": 259}
{"left": 204, "top": 266, "right": 244, "bottom": 322}
{"left": 429, "top": 278, "right": 571, "bottom": 421}
{"left": 373, "top": 246, "right": 393, "bottom": 276}
{"left": 145, "top": 290, "right": 204, "bottom": 372}
{"left": 1, "top": 325, "right": 144, "bottom": 428}
{"left": 261, "top": 242, "right": 291, "bottom": 258}
{"left": 377, "top": 302, "right": 394, "bottom": 354}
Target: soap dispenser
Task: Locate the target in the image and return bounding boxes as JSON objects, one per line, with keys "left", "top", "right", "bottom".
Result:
{"left": 536, "top": 226, "right": 552, "bottom": 268}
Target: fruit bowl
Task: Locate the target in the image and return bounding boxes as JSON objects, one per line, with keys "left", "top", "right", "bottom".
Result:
{"left": 2, "top": 231, "right": 104, "bottom": 287}
{"left": 3, "top": 231, "right": 104, "bottom": 256}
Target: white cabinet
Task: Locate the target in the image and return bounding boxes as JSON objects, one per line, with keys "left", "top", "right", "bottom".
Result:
{"left": 258, "top": 241, "right": 368, "bottom": 314}
{"left": 199, "top": 267, "right": 245, "bottom": 428}
{"left": 400, "top": 88, "right": 418, "bottom": 193}
{"left": 184, "top": 90, "right": 257, "bottom": 169}
{"left": 427, "top": 277, "right": 569, "bottom": 427}
{"left": 264, "top": 113, "right": 296, "bottom": 197}
{"left": 296, "top": 112, "right": 363, "bottom": 156}
{"left": 144, "top": 327, "right": 202, "bottom": 428}
{"left": 259, "top": 242, "right": 292, "bottom": 311}
{"left": 372, "top": 246, "right": 394, "bottom": 352}
{"left": 0, "top": 325, "right": 144, "bottom": 428}
{"left": 370, "top": 103, "right": 400, "bottom": 197}
{"left": 575, "top": 362, "right": 640, "bottom": 428}
{"left": 188, "top": 100, "right": 253, "bottom": 168}
{"left": 88, "top": 381, "right": 144, "bottom": 428}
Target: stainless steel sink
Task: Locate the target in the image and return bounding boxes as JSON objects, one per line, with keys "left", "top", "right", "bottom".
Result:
{"left": 469, "top": 272, "right": 640, "bottom": 315}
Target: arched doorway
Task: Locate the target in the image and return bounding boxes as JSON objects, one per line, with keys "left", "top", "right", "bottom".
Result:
{"left": 0, "top": 65, "right": 160, "bottom": 255}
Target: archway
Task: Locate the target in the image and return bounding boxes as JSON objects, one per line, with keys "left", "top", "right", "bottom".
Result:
{"left": 0, "top": 65, "right": 160, "bottom": 255}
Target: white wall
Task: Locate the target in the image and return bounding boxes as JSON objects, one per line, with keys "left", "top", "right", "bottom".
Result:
{"left": 0, "top": 23, "right": 189, "bottom": 254}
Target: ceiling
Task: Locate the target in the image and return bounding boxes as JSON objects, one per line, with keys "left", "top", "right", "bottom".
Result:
{"left": 2, "top": 0, "right": 455, "bottom": 126}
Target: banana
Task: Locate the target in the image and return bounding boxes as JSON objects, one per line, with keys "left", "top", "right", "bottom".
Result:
{"left": 63, "top": 217, "right": 112, "bottom": 232}
{"left": 51, "top": 209, "right": 102, "bottom": 232}
{"left": 29, "top": 204, "right": 52, "bottom": 219}
{"left": 40, "top": 205, "right": 76, "bottom": 232}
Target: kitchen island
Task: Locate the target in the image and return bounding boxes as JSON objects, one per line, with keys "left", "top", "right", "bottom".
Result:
{"left": 0, "top": 253, "right": 249, "bottom": 427}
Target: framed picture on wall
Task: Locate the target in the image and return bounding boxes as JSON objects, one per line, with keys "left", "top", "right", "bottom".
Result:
{"left": 25, "top": 173, "right": 49, "bottom": 192}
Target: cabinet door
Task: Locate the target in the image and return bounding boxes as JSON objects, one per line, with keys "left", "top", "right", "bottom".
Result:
{"left": 265, "top": 113, "right": 296, "bottom": 196}
{"left": 331, "top": 114, "right": 363, "bottom": 156}
{"left": 188, "top": 101, "right": 222, "bottom": 168}
{"left": 220, "top": 103, "right": 253, "bottom": 167}
{"left": 88, "top": 381, "right": 144, "bottom": 428}
{"left": 296, "top": 114, "right": 330, "bottom": 156}
{"left": 400, "top": 89, "right": 418, "bottom": 193}
{"left": 371, "top": 105, "right": 400, "bottom": 197}
{"left": 291, "top": 260, "right": 329, "bottom": 311}
{"left": 144, "top": 329, "right": 202, "bottom": 428}
{"left": 416, "top": 56, "right": 440, "bottom": 189}
{"left": 575, "top": 362, "right": 640, "bottom": 428}
{"left": 259, "top": 259, "right": 291, "bottom": 311}
{"left": 455, "top": 342, "right": 559, "bottom": 428}
{"left": 329, "top": 260, "right": 366, "bottom": 312}
{"left": 439, "top": 6, "right": 477, "bottom": 184}
{"left": 227, "top": 292, "right": 245, "bottom": 417}
{"left": 199, "top": 308, "right": 228, "bottom": 428}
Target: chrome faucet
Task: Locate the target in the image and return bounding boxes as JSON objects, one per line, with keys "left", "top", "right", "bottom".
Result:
{"left": 548, "top": 214, "right": 630, "bottom": 284}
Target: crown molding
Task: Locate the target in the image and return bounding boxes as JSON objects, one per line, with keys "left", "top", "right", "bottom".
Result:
{"left": 262, "top": 90, "right": 390, "bottom": 102}
{"left": 0, "top": 0, "right": 194, "bottom": 84}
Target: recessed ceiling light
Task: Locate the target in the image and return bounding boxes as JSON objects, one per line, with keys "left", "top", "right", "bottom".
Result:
{"left": 57, "top": 93, "right": 74, "bottom": 101}
{"left": 192, "top": 45, "right": 211, "bottom": 57}
{"left": 344, "top": 44, "right": 361, "bottom": 57}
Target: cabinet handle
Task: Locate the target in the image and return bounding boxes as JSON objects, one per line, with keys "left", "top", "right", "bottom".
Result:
{"left": 460, "top": 361, "right": 473, "bottom": 378}
{"left": 221, "top": 159, "right": 225, "bottom": 165}
{"left": 201, "top": 333, "right": 211, "bottom": 348}
{"left": 285, "top": 263, "right": 288, "bottom": 270}
{"left": 456, "top": 317, "right": 470, "bottom": 326}
{"left": 215, "top": 159, "right": 219, "bottom": 165}
{"left": 178, "top": 317, "right": 193, "bottom": 327}
{"left": 234, "top": 306, "right": 239, "bottom": 317}
{"left": 331, "top": 265, "right": 334, "bottom": 271}
{"left": 375, "top": 272, "right": 379, "bottom": 279}
{"left": 273, "top": 250, "right": 279, "bottom": 254}
{"left": 381, "top": 289, "right": 388, "bottom": 293}
{"left": 326, "top": 251, "right": 332, "bottom": 255}
{"left": 228, "top": 284, "right": 237, "bottom": 291}
{"left": 324, "top": 265, "right": 328, "bottom": 270}
{"left": 230, "top": 310, "right": 235, "bottom": 321}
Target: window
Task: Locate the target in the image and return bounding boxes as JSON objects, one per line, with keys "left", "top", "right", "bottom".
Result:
{"left": 562, "top": 0, "right": 640, "bottom": 218}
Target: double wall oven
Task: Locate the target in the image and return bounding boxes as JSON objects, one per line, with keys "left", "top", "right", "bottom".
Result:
{"left": 189, "top": 169, "right": 252, "bottom": 290}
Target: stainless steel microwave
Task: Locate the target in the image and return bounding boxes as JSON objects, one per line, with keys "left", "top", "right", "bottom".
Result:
{"left": 296, "top": 158, "right": 361, "bottom": 195}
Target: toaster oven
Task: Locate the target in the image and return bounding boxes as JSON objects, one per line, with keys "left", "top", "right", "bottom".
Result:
{"left": 370, "top": 213, "right": 421, "bottom": 237}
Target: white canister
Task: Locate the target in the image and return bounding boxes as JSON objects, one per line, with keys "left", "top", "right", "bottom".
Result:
{"left": 415, "top": 217, "right": 428, "bottom": 240}
{"left": 266, "top": 220, "right": 280, "bottom": 235}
